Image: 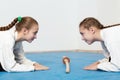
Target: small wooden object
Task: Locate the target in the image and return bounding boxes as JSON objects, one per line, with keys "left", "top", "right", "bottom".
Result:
{"left": 62, "top": 56, "right": 70, "bottom": 73}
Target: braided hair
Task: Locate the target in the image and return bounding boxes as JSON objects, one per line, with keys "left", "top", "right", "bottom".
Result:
{"left": 0, "top": 18, "right": 18, "bottom": 31}
{"left": 79, "top": 17, "right": 120, "bottom": 29}
{"left": 0, "top": 16, "right": 38, "bottom": 32}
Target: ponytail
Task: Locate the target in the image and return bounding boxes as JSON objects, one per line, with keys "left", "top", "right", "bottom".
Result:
{"left": 104, "top": 23, "right": 120, "bottom": 28}
{"left": 79, "top": 17, "right": 120, "bottom": 29}
{"left": 0, "top": 18, "right": 18, "bottom": 31}
{"left": 0, "top": 16, "right": 38, "bottom": 32}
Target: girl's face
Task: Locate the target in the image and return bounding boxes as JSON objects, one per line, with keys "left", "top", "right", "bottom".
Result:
{"left": 24, "top": 25, "right": 39, "bottom": 43}
{"left": 79, "top": 26, "right": 95, "bottom": 45}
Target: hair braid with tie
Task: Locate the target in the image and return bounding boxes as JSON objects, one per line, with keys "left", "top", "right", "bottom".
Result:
{"left": 0, "top": 18, "right": 18, "bottom": 31}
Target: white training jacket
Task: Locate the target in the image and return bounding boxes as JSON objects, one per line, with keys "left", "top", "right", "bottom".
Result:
{"left": 101, "top": 26, "right": 120, "bottom": 68}
{"left": 0, "top": 28, "right": 35, "bottom": 72}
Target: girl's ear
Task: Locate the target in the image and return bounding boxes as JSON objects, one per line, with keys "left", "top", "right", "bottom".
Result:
{"left": 21, "top": 27, "right": 29, "bottom": 35}
{"left": 89, "top": 26, "right": 95, "bottom": 34}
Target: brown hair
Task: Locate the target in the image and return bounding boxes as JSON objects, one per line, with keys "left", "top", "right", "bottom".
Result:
{"left": 0, "top": 16, "right": 38, "bottom": 32}
{"left": 79, "top": 17, "right": 120, "bottom": 29}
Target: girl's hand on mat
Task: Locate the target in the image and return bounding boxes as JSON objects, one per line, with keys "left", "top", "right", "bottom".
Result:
{"left": 84, "top": 62, "right": 99, "bottom": 70}
{"left": 33, "top": 63, "right": 49, "bottom": 70}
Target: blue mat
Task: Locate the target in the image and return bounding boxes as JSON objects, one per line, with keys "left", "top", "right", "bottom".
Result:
{"left": 0, "top": 51, "right": 120, "bottom": 80}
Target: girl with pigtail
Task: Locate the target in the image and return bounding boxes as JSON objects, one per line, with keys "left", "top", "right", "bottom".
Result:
{"left": 0, "top": 16, "right": 49, "bottom": 72}
{"left": 79, "top": 17, "right": 120, "bottom": 72}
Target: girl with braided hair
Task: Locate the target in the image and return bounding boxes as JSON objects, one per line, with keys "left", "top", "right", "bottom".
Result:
{"left": 0, "top": 16, "right": 49, "bottom": 72}
{"left": 79, "top": 17, "right": 120, "bottom": 72}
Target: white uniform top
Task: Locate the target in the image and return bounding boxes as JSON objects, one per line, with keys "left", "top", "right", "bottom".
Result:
{"left": 98, "top": 26, "right": 120, "bottom": 71}
{"left": 0, "top": 28, "right": 35, "bottom": 72}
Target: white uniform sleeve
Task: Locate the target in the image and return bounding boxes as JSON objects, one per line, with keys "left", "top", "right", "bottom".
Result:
{"left": 1, "top": 41, "right": 34, "bottom": 72}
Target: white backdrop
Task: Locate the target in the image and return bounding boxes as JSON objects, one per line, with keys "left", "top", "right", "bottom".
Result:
{"left": 0, "top": 0, "right": 119, "bottom": 52}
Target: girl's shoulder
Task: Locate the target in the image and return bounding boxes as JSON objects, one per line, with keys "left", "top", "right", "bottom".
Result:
{"left": 101, "top": 26, "right": 120, "bottom": 42}
{"left": 0, "top": 28, "right": 15, "bottom": 41}
{"left": 102, "top": 26, "right": 120, "bottom": 34}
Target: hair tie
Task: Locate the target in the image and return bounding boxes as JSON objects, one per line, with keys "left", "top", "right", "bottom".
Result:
{"left": 17, "top": 16, "right": 22, "bottom": 22}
